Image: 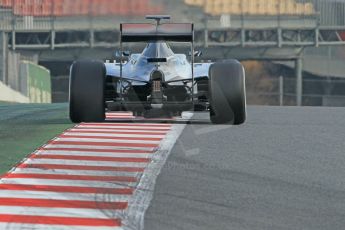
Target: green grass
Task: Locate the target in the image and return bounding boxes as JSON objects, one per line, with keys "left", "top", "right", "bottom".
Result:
{"left": 0, "top": 103, "right": 73, "bottom": 174}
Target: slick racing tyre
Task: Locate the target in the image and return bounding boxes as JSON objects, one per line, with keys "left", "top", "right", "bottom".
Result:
{"left": 209, "top": 60, "right": 246, "bottom": 125}
{"left": 69, "top": 60, "right": 106, "bottom": 123}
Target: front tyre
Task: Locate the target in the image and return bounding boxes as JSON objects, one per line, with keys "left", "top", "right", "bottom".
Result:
{"left": 209, "top": 60, "right": 246, "bottom": 125}
{"left": 69, "top": 60, "right": 106, "bottom": 123}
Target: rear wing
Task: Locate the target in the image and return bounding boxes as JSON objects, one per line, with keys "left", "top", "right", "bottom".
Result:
{"left": 120, "top": 23, "right": 194, "bottom": 43}
{"left": 118, "top": 17, "right": 196, "bottom": 104}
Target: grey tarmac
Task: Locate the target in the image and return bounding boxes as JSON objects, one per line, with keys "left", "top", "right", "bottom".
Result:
{"left": 144, "top": 106, "right": 345, "bottom": 230}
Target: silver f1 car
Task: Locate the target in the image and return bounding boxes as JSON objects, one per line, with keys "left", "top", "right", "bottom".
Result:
{"left": 69, "top": 15, "right": 246, "bottom": 124}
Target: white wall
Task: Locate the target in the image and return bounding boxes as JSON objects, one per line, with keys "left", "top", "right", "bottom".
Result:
{"left": 0, "top": 80, "right": 29, "bottom": 103}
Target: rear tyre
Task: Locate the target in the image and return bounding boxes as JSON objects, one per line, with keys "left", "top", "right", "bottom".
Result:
{"left": 209, "top": 60, "right": 246, "bottom": 125}
{"left": 69, "top": 60, "right": 106, "bottom": 123}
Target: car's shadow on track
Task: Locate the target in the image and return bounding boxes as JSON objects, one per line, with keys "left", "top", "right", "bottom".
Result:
{"left": 103, "top": 112, "right": 221, "bottom": 125}
{"left": 104, "top": 118, "right": 211, "bottom": 125}
{"left": 104, "top": 112, "right": 213, "bottom": 125}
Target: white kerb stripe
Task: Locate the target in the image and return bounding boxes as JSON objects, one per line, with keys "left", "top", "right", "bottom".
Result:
{"left": 67, "top": 128, "right": 167, "bottom": 134}
{"left": 24, "top": 159, "right": 149, "bottom": 168}
{"left": 0, "top": 178, "right": 134, "bottom": 189}
{"left": 63, "top": 132, "right": 165, "bottom": 139}
{"left": 76, "top": 125, "right": 170, "bottom": 130}
{"left": 54, "top": 137, "right": 160, "bottom": 144}
{"left": 0, "top": 190, "right": 130, "bottom": 202}
{"left": 43, "top": 144, "right": 155, "bottom": 152}
{"left": 0, "top": 223, "right": 123, "bottom": 230}
{"left": 12, "top": 168, "right": 141, "bottom": 177}
{"left": 35, "top": 150, "right": 152, "bottom": 158}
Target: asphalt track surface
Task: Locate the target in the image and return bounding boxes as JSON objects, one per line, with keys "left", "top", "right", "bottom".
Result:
{"left": 144, "top": 106, "right": 345, "bottom": 230}
{"left": 0, "top": 106, "right": 344, "bottom": 230}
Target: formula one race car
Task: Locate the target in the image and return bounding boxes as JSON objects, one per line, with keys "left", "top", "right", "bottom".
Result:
{"left": 69, "top": 15, "right": 246, "bottom": 124}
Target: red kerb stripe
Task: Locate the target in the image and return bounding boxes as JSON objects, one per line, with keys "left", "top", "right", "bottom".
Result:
{"left": 76, "top": 127, "right": 170, "bottom": 131}
{"left": 0, "top": 197, "right": 127, "bottom": 209}
{"left": 82, "top": 123, "right": 171, "bottom": 127}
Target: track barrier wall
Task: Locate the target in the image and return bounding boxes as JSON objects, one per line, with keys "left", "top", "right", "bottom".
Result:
{"left": 247, "top": 77, "right": 345, "bottom": 107}
{"left": 0, "top": 47, "right": 51, "bottom": 103}
{"left": 22, "top": 61, "right": 51, "bottom": 103}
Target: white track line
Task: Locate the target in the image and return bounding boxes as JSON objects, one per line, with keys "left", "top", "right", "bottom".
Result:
{"left": 122, "top": 112, "right": 192, "bottom": 230}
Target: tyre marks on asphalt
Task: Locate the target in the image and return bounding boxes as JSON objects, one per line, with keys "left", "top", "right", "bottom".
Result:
{"left": 0, "top": 112, "right": 189, "bottom": 230}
